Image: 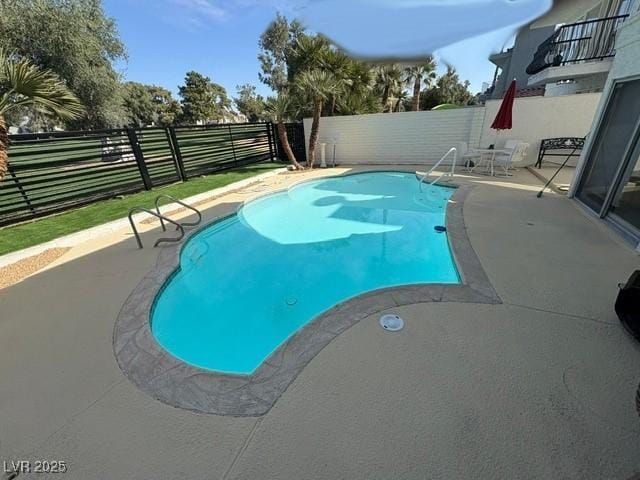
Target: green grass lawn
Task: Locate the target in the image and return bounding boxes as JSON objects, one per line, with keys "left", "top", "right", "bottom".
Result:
{"left": 0, "top": 162, "right": 282, "bottom": 256}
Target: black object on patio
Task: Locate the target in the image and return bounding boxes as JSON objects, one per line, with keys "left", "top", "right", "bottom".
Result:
{"left": 616, "top": 270, "right": 640, "bottom": 342}
{"left": 535, "top": 137, "right": 586, "bottom": 198}
{"left": 535, "top": 137, "right": 585, "bottom": 169}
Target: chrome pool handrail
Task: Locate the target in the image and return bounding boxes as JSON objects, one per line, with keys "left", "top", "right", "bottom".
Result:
{"left": 128, "top": 207, "right": 185, "bottom": 249}
{"left": 418, "top": 147, "right": 457, "bottom": 191}
{"left": 154, "top": 194, "right": 202, "bottom": 232}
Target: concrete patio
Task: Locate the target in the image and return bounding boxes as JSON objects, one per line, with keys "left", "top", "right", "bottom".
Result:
{"left": 1, "top": 167, "right": 639, "bottom": 479}
{"left": 527, "top": 165, "right": 577, "bottom": 194}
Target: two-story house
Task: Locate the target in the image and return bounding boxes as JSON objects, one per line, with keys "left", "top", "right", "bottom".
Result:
{"left": 569, "top": 0, "right": 640, "bottom": 247}
{"left": 489, "top": 0, "right": 636, "bottom": 98}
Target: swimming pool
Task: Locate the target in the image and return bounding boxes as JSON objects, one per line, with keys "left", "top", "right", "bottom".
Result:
{"left": 151, "top": 172, "right": 460, "bottom": 375}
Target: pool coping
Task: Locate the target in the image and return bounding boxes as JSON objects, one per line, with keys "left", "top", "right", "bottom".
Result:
{"left": 113, "top": 174, "right": 501, "bottom": 416}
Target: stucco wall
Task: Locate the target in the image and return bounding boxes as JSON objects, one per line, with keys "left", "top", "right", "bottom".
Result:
{"left": 303, "top": 108, "right": 485, "bottom": 165}
{"left": 544, "top": 72, "right": 609, "bottom": 96}
{"left": 492, "top": 24, "right": 555, "bottom": 99}
{"left": 481, "top": 92, "right": 602, "bottom": 166}
{"left": 303, "top": 93, "right": 600, "bottom": 167}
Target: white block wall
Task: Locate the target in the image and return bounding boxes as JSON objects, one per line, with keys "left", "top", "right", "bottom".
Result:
{"left": 480, "top": 92, "right": 602, "bottom": 166}
{"left": 303, "top": 93, "right": 600, "bottom": 167}
{"left": 303, "top": 108, "right": 485, "bottom": 165}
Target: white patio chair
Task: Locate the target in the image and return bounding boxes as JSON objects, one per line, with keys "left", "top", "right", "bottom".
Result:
{"left": 502, "top": 139, "right": 523, "bottom": 156}
{"left": 494, "top": 142, "right": 529, "bottom": 175}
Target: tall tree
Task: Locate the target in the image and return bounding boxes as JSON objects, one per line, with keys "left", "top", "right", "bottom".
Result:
{"left": 439, "top": 66, "right": 475, "bottom": 105}
{"left": 420, "top": 66, "right": 476, "bottom": 110}
{"left": 288, "top": 35, "right": 346, "bottom": 167}
{"left": 393, "top": 90, "right": 410, "bottom": 112}
{"left": 178, "top": 71, "right": 230, "bottom": 124}
{"left": 122, "top": 82, "right": 181, "bottom": 127}
{"left": 151, "top": 86, "right": 182, "bottom": 127}
{"left": 403, "top": 57, "right": 437, "bottom": 111}
{"left": 234, "top": 84, "right": 266, "bottom": 122}
{"left": 266, "top": 93, "right": 304, "bottom": 170}
{"left": 336, "top": 60, "right": 378, "bottom": 116}
{"left": 259, "top": 14, "right": 381, "bottom": 119}
{"left": 287, "top": 35, "right": 330, "bottom": 82}
{"left": 258, "top": 13, "right": 304, "bottom": 94}
{"left": 296, "top": 70, "right": 340, "bottom": 169}
{"left": 0, "top": 0, "right": 127, "bottom": 129}
{"left": 122, "top": 82, "right": 156, "bottom": 127}
{"left": 321, "top": 48, "right": 353, "bottom": 116}
{"left": 374, "top": 65, "right": 403, "bottom": 113}
{"left": 157, "top": 96, "right": 182, "bottom": 127}
{"left": 0, "top": 50, "right": 83, "bottom": 181}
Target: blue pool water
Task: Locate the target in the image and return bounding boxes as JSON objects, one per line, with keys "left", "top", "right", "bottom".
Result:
{"left": 151, "top": 172, "right": 460, "bottom": 375}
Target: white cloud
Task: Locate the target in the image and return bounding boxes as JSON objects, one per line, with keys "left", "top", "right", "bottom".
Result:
{"left": 166, "top": 0, "right": 227, "bottom": 29}
{"left": 156, "top": 0, "right": 300, "bottom": 30}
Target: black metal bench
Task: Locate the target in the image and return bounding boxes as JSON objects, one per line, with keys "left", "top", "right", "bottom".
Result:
{"left": 535, "top": 137, "right": 585, "bottom": 169}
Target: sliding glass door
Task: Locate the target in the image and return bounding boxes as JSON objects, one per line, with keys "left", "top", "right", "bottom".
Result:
{"left": 608, "top": 130, "right": 640, "bottom": 233}
{"left": 576, "top": 79, "right": 640, "bottom": 214}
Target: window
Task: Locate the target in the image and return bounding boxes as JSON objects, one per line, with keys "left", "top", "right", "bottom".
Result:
{"left": 617, "top": 0, "right": 635, "bottom": 16}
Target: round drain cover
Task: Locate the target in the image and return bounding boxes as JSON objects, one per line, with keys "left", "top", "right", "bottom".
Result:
{"left": 380, "top": 314, "right": 404, "bottom": 332}
{"left": 285, "top": 297, "right": 298, "bottom": 306}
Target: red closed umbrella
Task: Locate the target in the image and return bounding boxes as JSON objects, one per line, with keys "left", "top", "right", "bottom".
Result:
{"left": 491, "top": 79, "right": 516, "bottom": 131}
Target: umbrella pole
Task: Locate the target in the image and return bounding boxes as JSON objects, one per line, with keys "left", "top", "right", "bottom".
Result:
{"left": 536, "top": 146, "right": 579, "bottom": 198}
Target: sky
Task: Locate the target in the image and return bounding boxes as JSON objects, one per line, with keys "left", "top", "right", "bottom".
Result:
{"left": 103, "top": 0, "right": 551, "bottom": 100}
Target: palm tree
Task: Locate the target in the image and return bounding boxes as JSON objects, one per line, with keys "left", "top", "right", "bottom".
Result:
{"left": 265, "top": 93, "right": 304, "bottom": 171}
{"left": 404, "top": 57, "right": 437, "bottom": 111}
{"left": 338, "top": 89, "right": 380, "bottom": 116}
{"left": 374, "top": 65, "right": 403, "bottom": 113}
{"left": 287, "top": 35, "right": 331, "bottom": 82}
{"left": 321, "top": 48, "right": 353, "bottom": 116}
{"left": 393, "top": 90, "right": 410, "bottom": 113}
{"left": 338, "top": 59, "right": 375, "bottom": 115}
{"left": 0, "top": 50, "right": 83, "bottom": 181}
{"left": 295, "top": 70, "right": 340, "bottom": 169}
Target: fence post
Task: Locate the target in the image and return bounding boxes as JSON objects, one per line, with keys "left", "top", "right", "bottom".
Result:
{"left": 8, "top": 166, "right": 36, "bottom": 214}
{"left": 168, "top": 126, "right": 188, "bottom": 181}
{"left": 127, "top": 128, "right": 152, "bottom": 190}
{"left": 165, "top": 127, "right": 185, "bottom": 181}
{"left": 227, "top": 125, "right": 238, "bottom": 165}
{"left": 267, "top": 122, "right": 277, "bottom": 162}
{"left": 294, "top": 123, "right": 307, "bottom": 163}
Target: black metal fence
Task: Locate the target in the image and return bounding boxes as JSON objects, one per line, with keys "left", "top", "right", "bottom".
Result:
{"left": 171, "top": 123, "right": 273, "bottom": 178}
{"left": 0, "top": 122, "right": 283, "bottom": 226}
{"left": 526, "top": 14, "right": 629, "bottom": 75}
{"left": 274, "top": 123, "right": 307, "bottom": 164}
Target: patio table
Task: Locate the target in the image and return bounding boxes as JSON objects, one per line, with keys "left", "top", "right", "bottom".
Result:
{"left": 469, "top": 148, "right": 509, "bottom": 177}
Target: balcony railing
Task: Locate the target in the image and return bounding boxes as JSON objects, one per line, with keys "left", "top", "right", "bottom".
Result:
{"left": 526, "top": 14, "right": 629, "bottom": 75}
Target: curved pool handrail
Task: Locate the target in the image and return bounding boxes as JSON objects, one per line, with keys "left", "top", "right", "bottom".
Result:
{"left": 154, "top": 194, "right": 203, "bottom": 232}
{"left": 128, "top": 207, "right": 185, "bottom": 249}
{"left": 418, "top": 147, "right": 457, "bottom": 191}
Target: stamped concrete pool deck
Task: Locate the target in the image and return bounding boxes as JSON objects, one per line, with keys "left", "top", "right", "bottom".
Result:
{"left": 1, "top": 166, "right": 639, "bottom": 479}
